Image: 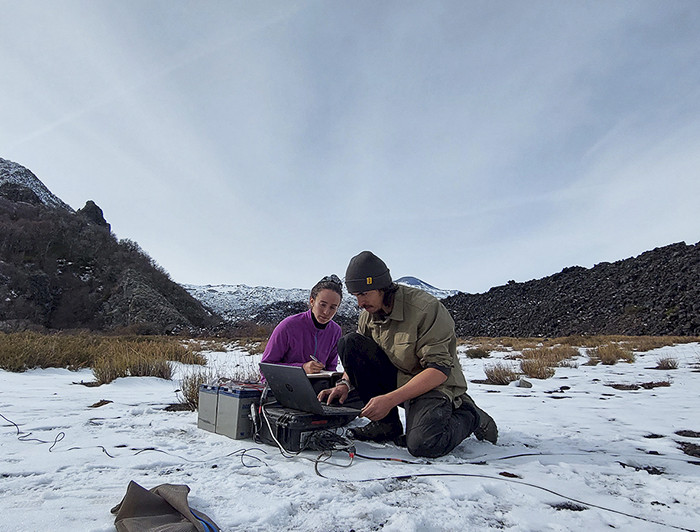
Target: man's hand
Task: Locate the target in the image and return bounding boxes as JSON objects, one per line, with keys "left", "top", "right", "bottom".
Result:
{"left": 318, "top": 384, "right": 349, "bottom": 404}
{"left": 303, "top": 360, "right": 325, "bottom": 374}
{"left": 358, "top": 368, "right": 448, "bottom": 421}
{"left": 360, "top": 394, "right": 398, "bottom": 421}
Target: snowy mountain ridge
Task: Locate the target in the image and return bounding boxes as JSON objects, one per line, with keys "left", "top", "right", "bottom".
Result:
{"left": 184, "top": 277, "right": 457, "bottom": 323}
{"left": 394, "top": 276, "right": 459, "bottom": 299}
{"left": 0, "top": 157, "right": 72, "bottom": 211}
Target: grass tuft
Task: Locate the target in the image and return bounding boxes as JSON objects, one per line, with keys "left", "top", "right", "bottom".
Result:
{"left": 483, "top": 362, "right": 519, "bottom": 385}
{"left": 590, "top": 343, "right": 635, "bottom": 365}
{"left": 178, "top": 369, "right": 216, "bottom": 411}
{"left": 520, "top": 358, "right": 556, "bottom": 379}
{"left": 655, "top": 357, "right": 679, "bottom": 370}
{"left": 465, "top": 346, "right": 492, "bottom": 359}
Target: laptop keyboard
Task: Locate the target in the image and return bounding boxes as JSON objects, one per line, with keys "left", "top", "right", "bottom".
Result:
{"left": 320, "top": 404, "right": 360, "bottom": 415}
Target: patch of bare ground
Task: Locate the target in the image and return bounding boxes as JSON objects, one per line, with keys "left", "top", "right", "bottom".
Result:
{"left": 675, "top": 430, "right": 700, "bottom": 438}
{"left": 551, "top": 502, "right": 587, "bottom": 512}
{"left": 606, "top": 381, "right": 671, "bottom": 390}
{"left": 617, "top": 462, "right": 665, "bottom": 475}
{"left": 677, "top": 442, "right": 700, "bottom": 459}
{"left": 164, "top": 403, "right": 193, "bottom": 412}
{"left": 88, "top": 399, "right": 113, "bottom": 408}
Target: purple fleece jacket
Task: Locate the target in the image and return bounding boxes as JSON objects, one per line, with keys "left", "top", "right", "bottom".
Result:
{"left": 261, "top": 309, "right": 341, "bottom": 370}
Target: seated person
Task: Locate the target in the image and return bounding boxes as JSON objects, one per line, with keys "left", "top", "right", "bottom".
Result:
{"left": 261, "top": 275, "right": 344, "bottom": 386}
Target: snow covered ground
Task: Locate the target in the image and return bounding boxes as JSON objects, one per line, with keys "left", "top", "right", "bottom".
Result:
{"left": 1, "top": 342, "right": 699, "bottom": 532}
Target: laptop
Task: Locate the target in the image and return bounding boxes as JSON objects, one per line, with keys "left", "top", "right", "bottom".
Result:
{"left": 259, "top": 363, "right": 361, "bottom": 417}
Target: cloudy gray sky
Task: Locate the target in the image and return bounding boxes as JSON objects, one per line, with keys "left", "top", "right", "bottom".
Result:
{"left": 2, "top": 1, "right": 699, "bottom": 293}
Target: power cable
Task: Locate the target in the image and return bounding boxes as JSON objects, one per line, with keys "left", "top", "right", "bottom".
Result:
{"left": 1, "top": 412, "right": 65, "bottom": 451}
{"left": 1, "top": 411, "right": 267, "bottom": 467}
{"left": 4, "top": 410, "right": 695, "bottom": 531}
{"left": 313, "top": 449, "right": 697, "bottom": 532}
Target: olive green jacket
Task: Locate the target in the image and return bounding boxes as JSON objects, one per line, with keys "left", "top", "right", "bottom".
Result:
{"left": 357, "top": 285, "right": 468, "bottom": 407}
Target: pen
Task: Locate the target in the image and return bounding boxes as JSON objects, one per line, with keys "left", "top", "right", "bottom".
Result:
{"left": 310, "top": 354, "right": 324, "bottom": 368}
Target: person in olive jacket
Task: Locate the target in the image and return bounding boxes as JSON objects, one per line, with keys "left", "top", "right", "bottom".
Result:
{"left": 319, "top": 251, "right": 497, "bottom": 458}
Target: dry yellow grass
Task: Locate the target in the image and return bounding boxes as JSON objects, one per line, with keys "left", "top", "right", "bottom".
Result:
{"left": 520, "top": 358, "right": 556, "bottom": 379}
{"left": 459, "top": 335, "right": 700, "bottom": 352}
{"left": 178, "top": 368, "right": 216, "bottom": 410}
{"left": 0, "top": 331, "right": 101, "bottom": 372}
{"left": 483, "top": 361, "right": 519, "bottom": 385}
{"left": 517, "top": 345, "right": 579, "bottom": 367}
{"left": 655, "top": 357, "right": 679, "bottom": 370}
{"left": 502, "top": 338, "right": 542, "bottom": 351}
{"left": 549, "top": 344, "right": 581, "bottom": 359}
{"left": 465, "top": 346, "right": 492, "bottom": 359}
{"left": 235, "top": 337, "right": 269, "bottom": 355}
{"left": 619, "top": 336, "right": 700, "bottom": 352}
{"left": 0, "top": 332, "right": 207, "bottom": 385}
{"left": 589, "top": 343, "right": 636, "bottom": 365}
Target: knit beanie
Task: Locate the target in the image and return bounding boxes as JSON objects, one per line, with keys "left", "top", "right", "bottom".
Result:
{"left": 345, "top": 251, "right": 392, "bottom": 294}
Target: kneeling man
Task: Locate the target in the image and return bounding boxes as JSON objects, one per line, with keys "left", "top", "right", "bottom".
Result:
{"left": 319, "top": 251, "right": 497, "bottom": 458}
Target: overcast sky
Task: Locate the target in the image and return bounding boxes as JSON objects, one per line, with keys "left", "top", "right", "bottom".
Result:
{"left": 2, "top": 1, "right": 699, "bottom": 293}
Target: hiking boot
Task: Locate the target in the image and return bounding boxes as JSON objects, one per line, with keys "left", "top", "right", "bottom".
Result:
{"left": 462, "top": 394, "right": 498, "bottom": 444}
{"left": 347, "top": 420, "right": 404, "bottom": 443}
{"left": 393, "top": 433, "right": 407, "bottom": 447}
{"left": 473, "top": 406, "right": 498, "bottom": 444}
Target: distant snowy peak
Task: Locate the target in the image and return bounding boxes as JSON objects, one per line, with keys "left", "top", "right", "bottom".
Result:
{"left": 183, "top": 283, "right": 309, "bottom": 313}
{"left": 0, "top": 157, "right": 72, "bottom": 211}
{"left": 184, "top": 276, "right": 457, "bottom": 322}
{"left": 395, "top": 276, "right": 458, "bottom": 299}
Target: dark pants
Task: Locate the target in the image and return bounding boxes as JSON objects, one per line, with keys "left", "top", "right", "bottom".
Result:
{"left": 338, "top": 332, "right": 478, "bottom": 458}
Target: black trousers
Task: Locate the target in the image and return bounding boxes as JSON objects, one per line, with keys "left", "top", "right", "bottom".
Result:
{"left": 338, "top": 332, "right": 478, "bottom": 458}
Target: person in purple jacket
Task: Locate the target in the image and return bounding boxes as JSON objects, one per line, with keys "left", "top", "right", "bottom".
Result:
{"left": 261, "top": 275, "right": 344, "bottom": 374}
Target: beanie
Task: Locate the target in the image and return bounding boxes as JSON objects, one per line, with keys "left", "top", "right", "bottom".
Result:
{"left": 345, "top": 251, "right": 392, "bottom": 294}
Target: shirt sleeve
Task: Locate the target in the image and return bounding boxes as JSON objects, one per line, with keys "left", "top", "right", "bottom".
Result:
{"left": 261, "top": 322, "right": 303, "bottom": 367}
{"left": 415, "top": 300, "right": 455, "bottom": 375}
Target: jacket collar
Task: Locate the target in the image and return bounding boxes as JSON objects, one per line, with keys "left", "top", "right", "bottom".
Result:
{"left": 304, "top": 308, "right": 329, "bottom": 330}
{"left": 369, "top": 286, "right": 405, "bottom": 324}
{"left": 386, "top": 285, "right": 405, "bottom": 321}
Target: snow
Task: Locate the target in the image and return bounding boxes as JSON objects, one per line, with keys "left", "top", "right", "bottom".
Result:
{"left": 0, "top": 157, "right": 72, "bottom": 211}
{"left": 183, "top": 278, "right": 454, "bottom": 323}
{"left": 2, "top": 343, "right": 700, "bottom": 532}
{"left": 183, "top": 283, "right": 359, "bottom": 322}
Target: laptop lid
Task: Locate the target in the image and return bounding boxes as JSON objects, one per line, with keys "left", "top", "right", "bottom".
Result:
{"left": 259, "top": 363, "right": 360, "bottom": 416}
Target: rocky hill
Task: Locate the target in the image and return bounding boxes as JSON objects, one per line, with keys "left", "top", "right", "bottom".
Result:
{"left": 443, "top": 242, "right": 700, "bottom": 337}
{"left": 0, "top": 157, "right": 220, "bottom": 334}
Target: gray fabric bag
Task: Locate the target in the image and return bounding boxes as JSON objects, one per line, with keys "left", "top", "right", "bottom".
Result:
{"left": 111, "top": 481, "right": 220, "bottom": 532}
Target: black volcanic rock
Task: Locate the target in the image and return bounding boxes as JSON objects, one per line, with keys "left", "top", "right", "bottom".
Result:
{"left": 77, "top": 200, "right": 110, "bottom": 230}
{"left": 443, "top": 242, "right": 700, "bottom": 337}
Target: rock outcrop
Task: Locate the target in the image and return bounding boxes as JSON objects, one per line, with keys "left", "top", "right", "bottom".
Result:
{"left": 0, "top": 158, "right": 219, "bottom": 334}
{"left": 443, "top": 242, "right": 700, "bottom": 337}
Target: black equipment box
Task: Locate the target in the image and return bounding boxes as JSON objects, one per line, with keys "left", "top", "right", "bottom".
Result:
{"left": 256, "top": 403, "right": 356, "bottom": 452}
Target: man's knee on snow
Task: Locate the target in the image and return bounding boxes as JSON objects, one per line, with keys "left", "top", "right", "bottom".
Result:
{"left": 405, "top": 405, "right": 453, "bottom": 458}
{"left": 406, "top": 429, "right": 451, "bottom": 458}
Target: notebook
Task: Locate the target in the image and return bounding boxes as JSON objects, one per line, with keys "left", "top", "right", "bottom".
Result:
{"left": 258, "top": 362, "right": 361, "bottom": 416}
